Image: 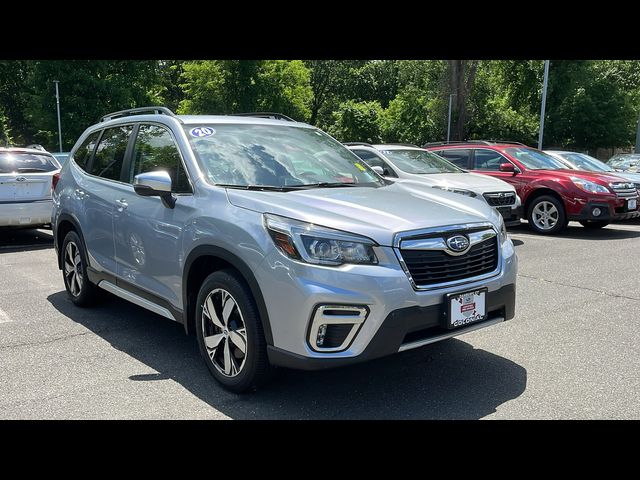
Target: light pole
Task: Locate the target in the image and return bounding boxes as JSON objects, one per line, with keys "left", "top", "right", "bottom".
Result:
{"left": 538, "top": 60, "right": 550, "bottom": 150}
{"left": 447, "top": 93, "right": 457, "bottom": 143}
{"left": 635, "top": 110, "right": 640, "bottom": 154}
{"left": 54, "top": 80, "right": 63, "bottom": 152}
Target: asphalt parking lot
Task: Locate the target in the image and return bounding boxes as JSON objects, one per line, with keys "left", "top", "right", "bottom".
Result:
{"left": 1, "top": 222, "right": 639, "bottom": 419}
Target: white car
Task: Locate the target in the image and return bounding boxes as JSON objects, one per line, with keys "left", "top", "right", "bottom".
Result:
{"left": 0, "top": 147, "right": 60, "bottom": 228}
{"left": 545, "top": 150, "right": 640, "bottom": 189}
{"left": 347, "top": 143, "right": 522, "bottom": 226}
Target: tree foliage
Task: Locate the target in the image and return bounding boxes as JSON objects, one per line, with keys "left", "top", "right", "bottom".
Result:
{"left": 0, "top": 59, "right": 639, "bottom": 153}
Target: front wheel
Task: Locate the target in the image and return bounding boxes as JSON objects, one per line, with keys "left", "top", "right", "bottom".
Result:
{"left": 527, "top": 195, "right": 567, "bottom": 234}
{"left": 195, "top": 269, "right": 272, "bottom": 393}
{"left": 579, "top": 220, "right": 609, "bottom": 229}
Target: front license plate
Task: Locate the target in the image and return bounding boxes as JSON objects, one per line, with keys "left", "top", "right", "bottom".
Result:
{"left": 446, "top": 288, "right": 487, "bottom": 329}
{"left": 628, "top": 199, "right": 637, "bottom": 210}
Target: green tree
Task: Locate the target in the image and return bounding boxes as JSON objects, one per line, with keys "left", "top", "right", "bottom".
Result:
{"left": 0, "top": 60, "right": 34, "bottom": 145}
{"left": 25, "top": 60, "right": 160, "bottom": 150}
{"left": 179, "top": 60, "right": 312, "bottom": 120}
{"left": 327, "top": 100, "right": 384, "bottom": 143}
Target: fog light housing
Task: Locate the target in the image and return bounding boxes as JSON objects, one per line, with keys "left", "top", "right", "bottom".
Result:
{"left": 316, "top": 324, "right": 327, "bottom": 347}
{"left": 308, "top": 305, "right": 368, "bottom": 352}
{"left": 592, "top": 207, "right": 602, "bottom": 217}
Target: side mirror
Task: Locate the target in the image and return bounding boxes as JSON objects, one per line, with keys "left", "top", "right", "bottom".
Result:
{"left": 133, "top": 171, "right": 176, "bottom": 209}
{"left": 499, "top": 162, "right": 515, "bottom": 172}
{"left": 371, "top": 165, "right": 385, "bottom": 176}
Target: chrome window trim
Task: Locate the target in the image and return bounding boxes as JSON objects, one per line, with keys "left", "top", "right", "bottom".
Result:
{"left": 393, "top": 222, "right": 502, "bottom": 291}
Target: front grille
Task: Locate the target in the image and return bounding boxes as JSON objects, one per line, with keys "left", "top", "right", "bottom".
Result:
{"left": 400, "top": 236, "right": 499, "bottom": 287}
{"left": 610, "top": 182, "right": 637, "bottom": 198}
{"left": 483, "top": 191, "right": 516, "bottom": 206}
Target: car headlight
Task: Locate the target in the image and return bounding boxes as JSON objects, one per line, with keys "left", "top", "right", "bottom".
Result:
{"left": 264, "top": 213, "right": 378, "bottom": 266}
{"left": 570, "top": 176, "right": 610, "bottom": 194}
{"left": 498, "top": 215, "right": 507, "bottom": 243}
{"left": 431, "top": 186, "right": 477, "bottom": 197}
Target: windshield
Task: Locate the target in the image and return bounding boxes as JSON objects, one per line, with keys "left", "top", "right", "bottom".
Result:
{"left": 184, "top": 124, "right": 384, "bottom": 189}
{"left": 0, "top": 153, "right": 58, "bottom": 174}
{"left": 609, "top": 156, "right": 640, "bottom": 168}
{"left": 505, "top": 148, "right": 568, "bottom": 170}
{"left": 558, "top": 153, "right": 612, "bottom": 172}
{"left": 381, "top": 149, "right": 462, "bottom": 174}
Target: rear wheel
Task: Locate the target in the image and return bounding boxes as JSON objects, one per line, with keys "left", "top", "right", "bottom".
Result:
{"left": 195, "top": 269, "right": 272, "bottom": 393}
{"left": 61, "top": 230, "right": 99, "bottom": 306}
{"left": 579, "top": 220, "right": 609, "bottom": 229}
{"left": 527, "top": 195, "right": 567, "bottom": 234}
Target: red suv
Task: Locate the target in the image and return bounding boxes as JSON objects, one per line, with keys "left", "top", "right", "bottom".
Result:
{"left": 424, "top": 141, "right": 640, "bottom": 234}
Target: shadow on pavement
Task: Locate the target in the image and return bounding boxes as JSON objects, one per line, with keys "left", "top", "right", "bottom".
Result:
{"left": 0, "top": 228, "right": 54, "bottom": 252}
{"left": 509, "top": 222, "right": 640, "bottom": 240}
{"left": 47, "top": 290, "right": 527, "bottom": 419}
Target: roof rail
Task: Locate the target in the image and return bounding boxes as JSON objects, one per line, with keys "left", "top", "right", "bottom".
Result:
{"left": 100, "top": 106, "right": 177, "bottom": 123}
{"left": 380, "top": 143, "right": 421, "bottom": 148}
{"left": 230, "top": 112, "right": 296, "bottom": 122}
{"left": 26, "top": 143, "right": 48, "bottom": 151}
{"left": 343, "top": 142, "right": 375, "bottom": 148}
{"left": 423, "top": 140, "right": 492, "bottom": 147}
{"left": 487, "top": 140, "right": 527, "bottom": 146}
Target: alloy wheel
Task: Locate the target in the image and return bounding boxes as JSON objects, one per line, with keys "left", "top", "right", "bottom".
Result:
{"left": 201, "top": 288, "right": 248, "bottom": 377}
{"left": 64, "top": 241, "right": 83, "bottom": 296}
{"left": 532, "top": 201, "right": 559, "bottom": 231}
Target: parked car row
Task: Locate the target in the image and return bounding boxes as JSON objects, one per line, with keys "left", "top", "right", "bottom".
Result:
{"left": 348, "top": 140, "right": 640, "bottom": 235}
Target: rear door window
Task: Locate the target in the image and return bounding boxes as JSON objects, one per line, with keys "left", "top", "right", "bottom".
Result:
{"left": 72, "top": 131, "right": 100, "bottom": 171}
{"left": 90, "top": 125, "right": 134, "bottom": 181}
{"left": 437, "top": 149, "right": 471, "bottom": 168}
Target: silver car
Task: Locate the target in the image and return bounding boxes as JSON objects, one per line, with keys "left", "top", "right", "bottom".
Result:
{"left": 0, "top": 147, "right": 60, "bottom": 228}
{"left": 545, "top": 150, "right": 640, "bottom": 190}
{"left": 347, "top": 143, "right": 522, "bottom": 226}
{"left": 52, "top": 107, "right": 517, "bottom": 392}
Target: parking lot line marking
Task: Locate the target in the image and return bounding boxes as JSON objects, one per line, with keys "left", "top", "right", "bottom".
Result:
{"left": 0, "top": 308, "right": 11, "bottom": 323}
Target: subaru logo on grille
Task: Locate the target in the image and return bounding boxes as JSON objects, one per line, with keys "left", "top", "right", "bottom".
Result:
{"left": 15, "top": 176, "right": 26, "bottom": 182}
{"left": 446, "top": 235, "right": 470, "bottom": 253}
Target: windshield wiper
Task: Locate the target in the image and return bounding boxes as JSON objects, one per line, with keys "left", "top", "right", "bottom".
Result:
{"left": 215, "top": 183, "right": 294, "bottom": 192}
{"left": 291, "top": 182, "right": 359, "bottom": 189}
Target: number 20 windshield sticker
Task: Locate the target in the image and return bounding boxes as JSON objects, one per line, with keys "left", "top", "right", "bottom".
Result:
{"left": 190, "top": 127, "right": 216, "bottom": 138}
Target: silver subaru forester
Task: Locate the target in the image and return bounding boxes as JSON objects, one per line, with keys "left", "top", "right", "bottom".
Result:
{"left": 52, "top": 107, "right": 517, "bottom": 392}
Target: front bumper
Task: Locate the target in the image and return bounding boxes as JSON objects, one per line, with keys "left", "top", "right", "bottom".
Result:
{"left": 0, "top": 199, "right": 53, "bottom": 227}
{"left": 256, "top": 237, "right": 518, "bottom": 367}
{"left": 268, "top": 284, "right": 515, "bottom": 370}
{"left": 569, "top": 199, "right": 640, "bottom": 221}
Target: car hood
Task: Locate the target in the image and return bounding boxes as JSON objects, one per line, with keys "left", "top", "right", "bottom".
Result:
{"left": 225, "top": 182, "right": 500, "bottom": 246}
{"left": 609, "top": 171, "right": 640, "bottom": 184}
{"left": 534, "top": 168, "right": 631, "bottom": 186}
{"left": 397, "top": 172, "right": 516, "bottom": 193}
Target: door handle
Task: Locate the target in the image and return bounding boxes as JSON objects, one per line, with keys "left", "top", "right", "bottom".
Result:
{"left": 115, "top": 199, "right": 128, "bottom": 211}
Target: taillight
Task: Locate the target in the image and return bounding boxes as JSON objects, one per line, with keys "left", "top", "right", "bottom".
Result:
{"left": 52, "top": 172, "right": 61, "bottom": 192}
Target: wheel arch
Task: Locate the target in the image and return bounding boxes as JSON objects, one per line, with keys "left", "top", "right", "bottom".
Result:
{"left": 524, "top": 187, "right": 565, "bottom": 216}
{"left": 182, "top": 245, "right": 273, "bottom": 344}
{"left": 55, "top": 213, "right": 86, "bottom": 270}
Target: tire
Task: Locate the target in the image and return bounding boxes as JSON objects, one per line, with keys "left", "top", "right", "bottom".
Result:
{"left": 527, "top": 195, "right": 567, "bottom": 235}
{"left": 61, "top": 230, "right": 100, "bottom": 306}
{"left": 579, "top": 220, "right": 609, "bottom": 229}
{"left": 195, "top": 269, "right": 272, "bottom": 393}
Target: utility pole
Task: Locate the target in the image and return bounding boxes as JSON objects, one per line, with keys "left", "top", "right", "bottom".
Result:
{"left": 538, "top": 60, "right": 550, "bottom": 150}
{"left": 447, "top": 93, "right": 456, "bottom": 143}
{"left": 54, "top": 80, "right": 63, "bottom": 152}
{"left": 635, "top": 110, "right": 640, "bottom": 153}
